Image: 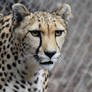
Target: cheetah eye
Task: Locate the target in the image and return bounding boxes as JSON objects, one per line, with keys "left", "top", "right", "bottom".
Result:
{"left": 55, "top": 30, "right": 64, "bottom": 37}
{"left": 30, "top": 30, "right": 41, "bottom": 37}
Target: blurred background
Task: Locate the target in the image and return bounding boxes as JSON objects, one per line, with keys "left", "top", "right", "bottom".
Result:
{"left": 0, "top": 0, "right": 92, "bottom": 92}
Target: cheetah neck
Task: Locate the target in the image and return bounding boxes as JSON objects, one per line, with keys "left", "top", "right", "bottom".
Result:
{"left": 4, "top": 69, "right": 48, "bottom": 92}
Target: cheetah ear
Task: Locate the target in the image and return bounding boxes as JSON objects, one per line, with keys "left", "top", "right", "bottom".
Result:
{"left": 12, "top": 3, "right": 30, "bottom": 24}
{"left": 55, "top": 3, "right": 72, "bottom": 21}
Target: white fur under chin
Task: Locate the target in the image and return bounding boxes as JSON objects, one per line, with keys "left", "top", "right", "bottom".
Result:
{"left": 41, "top": 63, "right": 55, "bottom": 71}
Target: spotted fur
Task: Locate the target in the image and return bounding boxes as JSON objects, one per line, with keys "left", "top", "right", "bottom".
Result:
{"left": 0, "top": 3, "right": 72, "bottom": 92}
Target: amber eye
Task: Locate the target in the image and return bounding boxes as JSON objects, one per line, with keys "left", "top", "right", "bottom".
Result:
{"left": 55, "top": 30, "right": 64, "bottom": 37}
{"left": 30, "top": 30, "right": 40, "bottom": 37}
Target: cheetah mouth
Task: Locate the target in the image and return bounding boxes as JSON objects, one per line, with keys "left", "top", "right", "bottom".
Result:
{"left": 40, "top": 61, "right": 53, "bottom": 65}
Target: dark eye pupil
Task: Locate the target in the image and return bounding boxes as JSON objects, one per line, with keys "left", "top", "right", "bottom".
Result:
{"left": 30, "top": 30, "right": 40, "bottom": 37}
{"left": 33, "top": 31, "right": 38, "bottom": 34}
{"left": 55, "top": 30, "right": 64, "bottom": 36}
{"left": 57, "top": 31, "right": 61, "bottom": 33}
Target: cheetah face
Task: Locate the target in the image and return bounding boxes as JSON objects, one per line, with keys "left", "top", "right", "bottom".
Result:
{"left": 12, "top": 3, "right": 72, "bottom": 70}
{"left": 26, "top": 18, "right": 66, "bottom": 70}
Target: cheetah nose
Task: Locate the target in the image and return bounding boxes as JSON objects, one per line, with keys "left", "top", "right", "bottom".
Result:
{"left": 44, "top": 51, "right": 56, "bottom": 58}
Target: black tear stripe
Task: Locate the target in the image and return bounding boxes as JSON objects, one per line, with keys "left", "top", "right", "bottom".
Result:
{"left": 55, "top": 38, "right": 60, "bottom": 51}
{"left": 34, "top": 34, "right": 42, "bottom": 60}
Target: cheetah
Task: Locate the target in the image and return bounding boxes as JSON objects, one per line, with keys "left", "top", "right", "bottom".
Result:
{"left": 0, "top": 3, "right": 72, "bottom": 92}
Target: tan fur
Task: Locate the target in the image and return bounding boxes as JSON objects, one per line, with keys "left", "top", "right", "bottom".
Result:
{"left": 0, "top": 3, "right": 72, "bottom": 92}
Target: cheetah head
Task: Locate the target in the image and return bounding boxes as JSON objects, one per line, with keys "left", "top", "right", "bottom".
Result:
{"left": 12, "top": 3, "right": 72, "bottom": 71}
